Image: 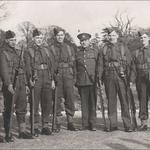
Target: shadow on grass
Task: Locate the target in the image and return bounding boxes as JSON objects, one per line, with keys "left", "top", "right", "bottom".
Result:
{"left": 120, "top": 138, "right": 150, "bottom": 149}
{"left": 0, "top": 113, "right": 128, "bottom": 135}
{"left": 105, "top": 143, "right": 130, "bottom": 150}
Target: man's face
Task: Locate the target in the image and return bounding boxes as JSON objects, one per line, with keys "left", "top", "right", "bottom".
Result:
{"left": 141, "top": 34, "right": 150, "bottom": 46}
{"left": 56, "top": 31, "right": 65, "bottom": 43}
{"left": 110, "top": 31, "right": 119, "bottom": 43}
{"left": 34, "top": 34, "right": 44, "bottom": 46}
{"left": 6, "top": 37, "right": 16, "bottom": 48}
{"left": 80, "top": 39, "right": 90, "bottom": 48}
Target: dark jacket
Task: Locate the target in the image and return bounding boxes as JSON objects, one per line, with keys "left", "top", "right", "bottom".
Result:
{"left": 133, "top": 45, "right": 150, "bottom": 80}
{"left": 50, "top": 42, "right": 76, "bottom": 81}
{"left": 0, "top": 43, "right": 25, "bottom": 87}
{"left": 102, "top": 42, "right": 135, "bottom": 83}
{"left": 76, "top": 45, "right": 103, "bottom": 86}
{"left": 24, "top": 43, "right": 54, "bottom": 84}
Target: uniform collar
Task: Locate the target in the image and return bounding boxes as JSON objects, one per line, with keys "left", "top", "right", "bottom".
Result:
{"left": 55, "top": 41, "right": 66, "bottom": 48}
{"left": 143, "top": 44, "right": 150, "bottom": 49}
{"left": 81, "top": 46, "right": 90, "bottom": 51}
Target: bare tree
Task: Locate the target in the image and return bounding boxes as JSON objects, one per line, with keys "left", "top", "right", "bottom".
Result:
{"left": 0, "top": 0, "right": 9, "bottom": 21}
{"left": 18, "top": 21, "right": 36, "bottom": 49}
{"left": 110, "top": 11, "right": 134, "bottom": 36}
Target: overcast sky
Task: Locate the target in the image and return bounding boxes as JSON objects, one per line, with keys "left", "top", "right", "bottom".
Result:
{"left": 1, "top": 1, "right": 150, "bottom": 42}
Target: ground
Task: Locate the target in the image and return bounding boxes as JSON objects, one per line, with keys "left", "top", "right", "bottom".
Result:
{"left": 0, "top": 111, "right": 150, "bottom": 149}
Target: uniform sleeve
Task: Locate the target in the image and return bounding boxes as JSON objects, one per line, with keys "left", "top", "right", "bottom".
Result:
{"left": 97, "top": 47, "right": 104, "bottom": 80}
{"left": 47, "top": 49, "right": 55, "bottom": 80}
{"left": 0, "top": 51, "right": 11, "bottom": 86}
{"left": 71, "top": 46, "right": 77, "bottom": 81}
{"left": 24, "top": 50, "right": 32, "bottom": 85}
{"left": 129, "top": 58, "right": 136, "bottom": 83}
{"left": 49, "top": 47, "right": 58, "bottom": 82}
{"left": 126, "top": 49, "right": 136, "bottom": 83}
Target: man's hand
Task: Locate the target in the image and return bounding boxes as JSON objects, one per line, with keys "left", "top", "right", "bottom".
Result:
{"left": 26, "top": 86, "right": 30, "bottom": 94}
{"left": 8, "top": 84, "right": 15, "bottom": 95}
{"left": 51, "top": 80, "right": 55, "bottom": 89}
{"left": 73, "top": 78, "right": 76, "bottom": 86}
{"left": 30, "top": 79, "right": 35, "bottom": 87}
{"left": 130, "top": 82, "right": 133, "bottom": 87}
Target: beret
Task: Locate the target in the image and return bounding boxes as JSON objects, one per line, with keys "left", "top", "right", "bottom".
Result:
{"left": 32, "top": 28, "right": 42, "bottom": 37}
{"left": 5, "top": 30, "right": 15, "bottom": 39}
{"left": 53, "top": 28, "right": 65, "bottom": 36}
{"left": 77, "top": 33, "right": 91, "bottom": 41}
{"left": 138, "top": 30, "right": 150, "bottom": 37}
{"left": 102, "top": 27, "right": 122, "bottom": 37}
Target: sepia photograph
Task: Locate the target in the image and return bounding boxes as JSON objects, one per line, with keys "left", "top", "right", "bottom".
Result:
{"left": 0, "top": 0, "right": 150, "bottom": 149}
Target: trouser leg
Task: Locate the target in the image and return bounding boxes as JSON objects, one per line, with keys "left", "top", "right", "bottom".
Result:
{"left": 118, "top": 78, "right": 132, "bottom": 129}
{"left": 15, "top": 82, "right": 27, "bottom": 133}
{"left": 136, "top": 77, "right": 149, "bottom": 121}
{"left": 41, "top": 83, "right": 53, "bottom": 128}
{"left": 104, "top": 76, "right": 118, "bottom": 128}
{"left": 88, "top": 85, "right": 97, "bottom": 127}
{"left": 78, "top": 86, "right": 89, "bottom": 127}
{"left": 2, "top": 87, "right": 12, "bottom": 137}
{"left": 56, "top": 78, "right": 64, "bottom": 116}
{"left": 34, "top": 84, "right": 41, "bottom": 129}
{"left": 64, "top": 78, "right": 75, "bottom": 118}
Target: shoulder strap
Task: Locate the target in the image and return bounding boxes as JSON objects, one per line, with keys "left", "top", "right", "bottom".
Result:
{"left": 50, "top": 45, "right": 56, "bottom": 56}
{"left": 103, "top": 46, "right": 108, "bottom": 56}
{"left": 66, "top": 45, "right": 72, "bottom": 57}
{"left": 3, "top": 51, "right": 10, "bottom": 61}
{"left": 43, "top": 47, "right": 50, "bottom": 57}
{"left": 136, "top": 50, "right": 139, "bottom": 58}
{"left": 120, "top": 44, "right": 125, "bottom": 57}
{"left": 28, "top": 48, "right": 34, "bottom": 58}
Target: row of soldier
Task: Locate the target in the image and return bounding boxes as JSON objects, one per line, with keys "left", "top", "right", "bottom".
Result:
{"left": 0, "top": 26, "right": 150, "bottom": 143}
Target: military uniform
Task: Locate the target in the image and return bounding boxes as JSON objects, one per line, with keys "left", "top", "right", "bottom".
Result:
{"left": 50, "top": 41, "right": 76, "bottom": 131}
{"left": 0, "top": 42, "right": 31, "bottom": 141}
{"left": 102, "top": 42, "right": 134, "bottom": 131}
{"left": 76, "top": 33, "right": 103, "bottom": 130}
{"left": 134, "top": 45, "right": 150, "bottom": 129}
{"left": 24, "top": 43, "right": 54, "bottom": 134}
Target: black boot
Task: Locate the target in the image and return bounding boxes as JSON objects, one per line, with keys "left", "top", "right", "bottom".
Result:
{"left": 138, "top": 124, "right": 148, "bottom": 131}
{"left": 138, "top": 120, "right": 148, "bottom": 131}
{"left": 5, "top": 134, "right": 14, "bottom": 143}
{"left": 53, "top": 116, "right": 61, "bottom": 133}
{"left": 19, "top": 132, "right": 33, "bottom": 139}
{"left": 67, "top": 123, "right": 78, "bottom": 131}
{"left": 67, "top": 115, "right": 78, "bottom": 131}
{"left": 41, "top": 127, "right": 52, "bottom": 135}
{"left": 34, "top": 128, "right": 41, "bottom": 137}
{"left": 107, "top": 127, "right": 118, "bottom": 132}
{"left": 0, "top": 135, "right": 4, "bottom": 143}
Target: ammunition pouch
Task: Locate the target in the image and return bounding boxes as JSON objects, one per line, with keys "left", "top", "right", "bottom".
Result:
{"left": 137, "top": 63, "right": 150, "bottom": 70}
{"left": 17, "top": 68, "right": 24, "bottom": 74}
{"left": 58, "top": 62, "right": 73, "bottom": 69}
{"left": 35, "top": 64, "right": 48, "bottom": 70}
{"left": 58, "top": 62, "right": 70, "bottom": 68}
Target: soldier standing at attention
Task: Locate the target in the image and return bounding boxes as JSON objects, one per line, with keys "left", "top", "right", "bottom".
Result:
{"left": 0, "top": 30, "right": 32, "bottom": 142}
{"left": 102, "top": 28, "right": 134, "bottom": 132}
{"left": 76, "top": 33, "right": 103, "bottom": 131}
{"left": 134, "top": 31, "right": 150, "bottom": 131}
{"left": 50, "top": 28, "right": 77, "bottom": 132}
{"left": 24, "top": 29, "right": 55, "bottom": 136}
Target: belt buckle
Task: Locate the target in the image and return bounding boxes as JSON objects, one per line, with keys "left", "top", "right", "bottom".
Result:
{"left": 41, "top": 64, "right": 44, "bottom": 69}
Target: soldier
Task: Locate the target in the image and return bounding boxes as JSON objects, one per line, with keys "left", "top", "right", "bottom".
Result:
{"left": 50, "top": 28, "right": 77, "bottom": 132}
{"left": 134, "top": 31, "right": 150, "bottom": 131}
{"left": 102, "top": 28, "right": 134, "bottom": 132}
{"left": 24, "top": 29, "right": 55, "bottom": 136}
{"left": 76, "top": 33, "right": 103, "bottom": 131}
{"left": 0, "top": 30, "right": 32, "bottom": 142}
